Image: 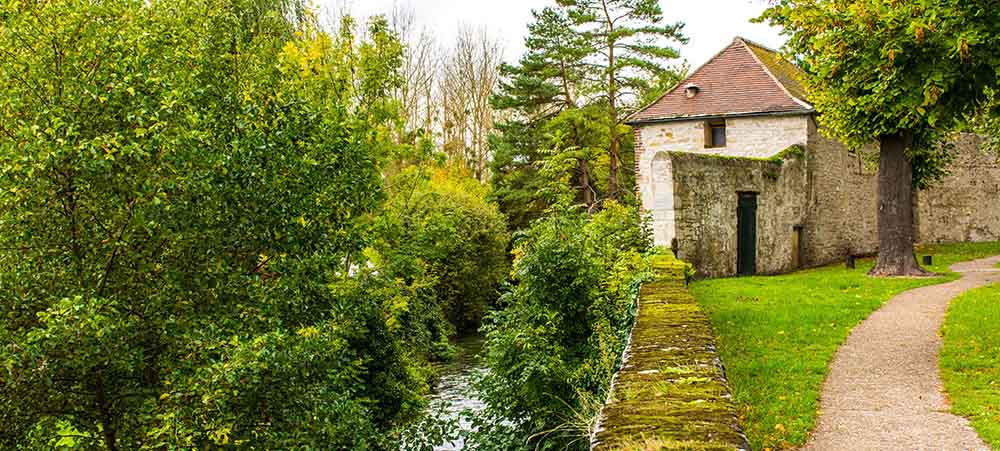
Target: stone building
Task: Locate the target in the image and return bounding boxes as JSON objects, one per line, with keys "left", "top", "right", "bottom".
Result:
{"left": 629, "top": 37, "right": 1000, "bottom": 278}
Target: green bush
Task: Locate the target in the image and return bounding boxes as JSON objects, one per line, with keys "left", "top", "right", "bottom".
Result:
{"left": 373, "top": 166, "right": 511, "bottom": 338}
{"left": 468, "top": 202, "right": 651, "bottom": 450}
{"left": 0, "top": 1, "right": 440, "bottom": 449}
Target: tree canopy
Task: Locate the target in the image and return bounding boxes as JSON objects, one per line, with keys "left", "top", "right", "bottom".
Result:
{"left": 490, "top": 2, "right": 685, "bottom": 229}
{"left": 762, "top": 0, "right": 1000, "bottom": 158}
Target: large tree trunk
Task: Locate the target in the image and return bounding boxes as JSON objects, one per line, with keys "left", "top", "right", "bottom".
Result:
{"left": 869, "top": 131, "right": 929, "bottom": 277}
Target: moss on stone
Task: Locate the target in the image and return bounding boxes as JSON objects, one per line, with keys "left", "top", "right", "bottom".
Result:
{"left": 593, "top": 255, "right": 748, "bottom": 450}
{"left": 665, "top": 144, "right": 805, "bottom": 167}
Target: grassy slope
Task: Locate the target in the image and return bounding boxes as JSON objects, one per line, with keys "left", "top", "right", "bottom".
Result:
{"left": 942, "top": 282, "right": 1000, "bottom": 449}
{"left": 690, "top": 242, "right": 1000, "bottom": 450}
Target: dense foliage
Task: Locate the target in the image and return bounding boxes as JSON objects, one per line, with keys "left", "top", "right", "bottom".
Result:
{"left": 761, "top": 0, "right": 1000, "bottom": 157}
{"left": 373, "top": 165, "right": 511, "bottom": 336}
{"left": 0, "top": 0, "right": 491, "bottom": 448}
{"left": 467, "top": 202, "right": 652, "bottom": 450}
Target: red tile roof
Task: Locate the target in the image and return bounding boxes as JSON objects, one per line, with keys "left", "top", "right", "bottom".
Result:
{"left": 628, "top": 37, "right": 813, "bottom": 124}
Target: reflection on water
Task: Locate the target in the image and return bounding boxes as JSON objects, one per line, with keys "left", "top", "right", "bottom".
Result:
{"left": 429, "top": 335, "right": 486, "bottom": 451}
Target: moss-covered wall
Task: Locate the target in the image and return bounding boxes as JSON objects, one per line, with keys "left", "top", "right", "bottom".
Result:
{"left": 592, "top": 255, "right": 747, "bottom": 451}
{"left": 670, "top": 149, "right": 809, "bottom": 278}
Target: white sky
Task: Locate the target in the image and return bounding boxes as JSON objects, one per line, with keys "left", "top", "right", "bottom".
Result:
{"left": 321, "top": 0, "right": 787, "bottom": 69}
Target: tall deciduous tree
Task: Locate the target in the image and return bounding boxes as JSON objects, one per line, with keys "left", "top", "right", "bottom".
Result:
{"left": 0, "top": 0, "right": 435, "bottom": 448}
{"left": 557, "top": 0, "right": 686, "bottom": 200}
{"left": 440, "top": 27, "right": 504, "bottom": 181}
{"left": 761, "top": 0, "right": 1000, "bottom": 276}
{"left": 390, "top": 5, "right": 439, "bottom": 138}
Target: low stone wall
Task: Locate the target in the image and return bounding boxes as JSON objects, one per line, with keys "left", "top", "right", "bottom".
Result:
{"left": 592, "top": 255, "right": 747, "bottom": 451}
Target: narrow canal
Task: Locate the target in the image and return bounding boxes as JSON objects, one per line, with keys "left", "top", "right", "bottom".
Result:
{"left": 429, "top": 335, "right": 486, "bottom": 451}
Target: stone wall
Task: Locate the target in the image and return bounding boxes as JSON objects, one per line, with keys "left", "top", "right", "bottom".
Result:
{"left": 801, "top": 121, "right": 880, "bottom": 266}
{"left": 635, "top": 114, "right": 1000, "bottom": 278}
{"left": 592, "top": 255, "right": 747, "bottom": 450}
{"left": 636, "top": 114, "right": 810, "bottom": 160}
{"left": 916, "top": 134, "right": 1000, "bottom": 244}
{"left": 670, "top": 150, "right": 809, "bottom": 278}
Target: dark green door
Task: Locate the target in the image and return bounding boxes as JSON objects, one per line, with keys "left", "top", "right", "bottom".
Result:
{"left": 737, "top": 192, "right": 758, "bottom": 276}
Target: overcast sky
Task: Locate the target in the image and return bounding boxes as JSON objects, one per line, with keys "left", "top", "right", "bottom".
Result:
{"left": 321, "top": 0, "right": 787, "bottom": 69}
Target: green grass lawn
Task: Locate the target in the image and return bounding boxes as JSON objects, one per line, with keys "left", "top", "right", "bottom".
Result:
{"left": 942, "top": 282, "right": 1000, "bottom": 449}
{"left": 690, "top": 242, "right": 1000, "bottom": 450}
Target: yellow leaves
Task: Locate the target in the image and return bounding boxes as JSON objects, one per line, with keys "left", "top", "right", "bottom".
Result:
{"left": 279, "top": 27, "right": 335, "bottom": 78}
{"left": 159, "top": 392, "right": 170, "bottom": 401}
{"left": 923, "top": 85, "right": 942, "bottom": 107}
{"left": 887, "top": 49, "right": 896, "bottom": 64}
{"left": 209, "top": 426, "right": 231, "bottom": 445}
{"left": 959, "top": 39, "right": 970, "bottom": 60}
{"left": 385, "top": 295, "right": 409, "bottom": 331}
{"left": 774, "top": 423, "right": 786, "bottom": 433}
{"left": 297, "top": 326, "right": 320, "bottom": 339}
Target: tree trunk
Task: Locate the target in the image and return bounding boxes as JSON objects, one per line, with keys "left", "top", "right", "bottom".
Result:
{"left": 579, "top": 159, "right": 596, "bottom": 211}
{"left": 608, "top": 129, "right": 620, "bottom": 201}
{"left": 869, "top": 131, "right": 929, "bottom": 277}
{"left": 95, "top": 371, "right": 119, "bottom": 451}
{"left": 607, "top": 33, "right": 620, "bottom": 201}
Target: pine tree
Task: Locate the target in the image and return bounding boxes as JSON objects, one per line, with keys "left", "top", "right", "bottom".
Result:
{"left": 491, "top": 7, "right": 598, "bottom": 225}
{"left": 557, "top": 0, "right": 686, "bottom": 200}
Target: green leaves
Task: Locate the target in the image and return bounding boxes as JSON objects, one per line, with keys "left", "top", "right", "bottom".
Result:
{"left": 469, "top": 202, "right": 651, "bottom": 450}
{"left": 0, "top": 0, "right": 429, "bottom": 449}
{"left": 558, "top": 0, "right": 687, "bottom": 103}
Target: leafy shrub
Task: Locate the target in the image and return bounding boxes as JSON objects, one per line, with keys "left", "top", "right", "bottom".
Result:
{"left": 0, "top": 1, "right": 442, "bottom": 449}
{"left": 468, "top": 202, "right": 652, "bottom": 450}
{"left": 373, "top": 165, "right": 511, "bottom": 337}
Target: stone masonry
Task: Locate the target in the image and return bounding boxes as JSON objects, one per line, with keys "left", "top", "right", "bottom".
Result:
{"left": 635, "top": 118, "right": 1000, "bottom": 278}
{"left": 636, "top": 114, "right": 810, "bottom": 160}
{"left": 630, "top": 37, "right": 1000, "bottom": 278}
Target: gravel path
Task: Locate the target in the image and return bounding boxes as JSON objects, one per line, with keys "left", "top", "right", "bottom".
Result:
{"left": 801, "top": 255, "right": 1000, "bottom": 451}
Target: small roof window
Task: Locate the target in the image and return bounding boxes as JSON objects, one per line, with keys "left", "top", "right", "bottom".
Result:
{"left": 684, "top": 84, "right": 701, "bottom": 98}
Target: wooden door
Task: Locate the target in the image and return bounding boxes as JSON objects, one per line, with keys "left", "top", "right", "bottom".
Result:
{"left": 737, "top": 193, "right": 758, "bottom": 276}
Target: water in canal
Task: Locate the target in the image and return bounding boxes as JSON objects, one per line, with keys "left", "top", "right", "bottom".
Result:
{"left": 429, "top": 335, "right": 486, "bottom": 451}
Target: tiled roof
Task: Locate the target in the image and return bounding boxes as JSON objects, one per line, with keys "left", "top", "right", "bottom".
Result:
{"left": 628, "top": 37, "right": 813, "bottom": 124}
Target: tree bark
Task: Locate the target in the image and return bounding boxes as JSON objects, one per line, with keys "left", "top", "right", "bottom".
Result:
{"left": 869, "top": 131, "right": 929, "bottom": 277}
{"left": 579, "top": 159, "right": 596, "bottom": 210}
{"left": 605, "top": 6, "right": 620, "bottom": 202}
{"left": 95, "top": 371, "right": 119, "bottom": 451}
